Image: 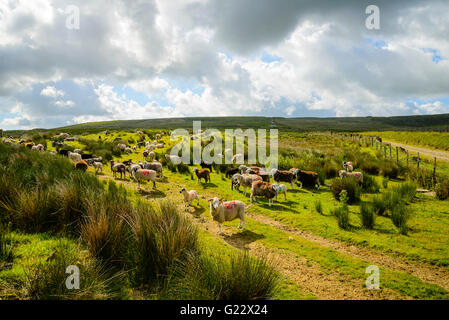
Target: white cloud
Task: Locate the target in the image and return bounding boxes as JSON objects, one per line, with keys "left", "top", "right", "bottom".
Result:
{"left": 40, "top": 86, "right": 65, "bottom": 98}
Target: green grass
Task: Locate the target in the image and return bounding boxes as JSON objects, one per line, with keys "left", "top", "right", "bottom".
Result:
{"left": 364, "top": 131, "right": 449, "bottom": 151}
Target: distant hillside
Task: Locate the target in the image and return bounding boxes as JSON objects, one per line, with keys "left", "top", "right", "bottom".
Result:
{"left": 4, "top": 114, "right": 449, "bottom": 136}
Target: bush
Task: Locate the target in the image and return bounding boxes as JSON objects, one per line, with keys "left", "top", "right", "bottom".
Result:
{"left": 382, "top": 177, "right": 389, "bottom": 189}
{"left": 436, "top": 179, "right": 449, "bottom": 200}
{"left": 359, "top": 160, "right": 380, "bottom": 175}
{"left": 362, "top": 174, "right": 380, "bottom": 193}
{"left": 393, "top": 182, "right": 416, "bottom": 203}
{"left": 359, "top": 202, "right": 376, "bottom": 229}
{"left": 331, "top": 178, "right": 361, "bottom": 204}
{"left": 177, "top": 163, "right": 191, "bottom": 174}
{"left": 380, "top": 162, "right": 399, "bottom": 179}
{"left": 406, "top": 167, "right": 434, "bottom": 189}
{"left": 390, "top": 203, "right": 410, "bottom": 235}
{"left": 162, "top": 251, "right": 279, "bottom": 300}
{"left": 323, "top": 161, "right": 339, "bottom": 178}
{"left": 332, "top": 190, "right": 350, "bottom": 230}
{"left": 371, "top": 195, "right": 389, "bottom": 216}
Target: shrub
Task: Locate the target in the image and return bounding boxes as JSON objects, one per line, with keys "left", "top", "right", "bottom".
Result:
{"left": 371, "top": 195, "right": 389, "bottom": 216}
{"left": 393, "top": 182, "right": 416, "bottom": 203}
{"left": 406, "top": 167, "right": 434, "bottom": 189}
{"left": 332, "top": 190, "right": 350, "bottom": 230}
{"left": 382, "top": 177, "right": 389, "bottom": 189}
{"left": 323, "top": 161, "right": 339, "bottom": 178}
{"left": 380, "top": 162, "right": 399, "bottom": 179}
{"left": 359, "top": 160, "right": 380, "bottom": 175}
{"left": 436, "top": 179, "right": 449, "bottom": 200}
{"left": 359, "top": 202, "right": 376, "bottom": 229}
{"left": 362, "top": 174, "right": 380, "bottom": 193}
{"left": 390, "top": 203, "right": 410, "bottom": 235}
{"left": 331, "top": 178, "right": 361, "bottom": 204}
{"left": 314, "top": 200, "right": 323, "bottom": 215}
{"left": 176, "top": 163, "right": 190, "bottom": 174}
{"left": 162, "top": 251, "right": 279, "bottom": 300}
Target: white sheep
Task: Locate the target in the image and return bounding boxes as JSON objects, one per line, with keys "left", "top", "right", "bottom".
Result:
{"left": 124, "top": 147, "right": 133, "bottom": 154}
{"left": 165, "top": 154, "right": 181, "bottom": 164}
{"left": 93, "top": 161, "right": 103, "bottom": 174}
{"left": 74, "top": 148, "right": 82, "bottom": 154}
{"left": 68, "top": 151, "right": 82, "bottom": 162}
{"left": 179, "top": 188, "right": 200, "bottom": 211}
{"left": 272, "top": 183, "right": 288, "bottom": 201}
{"left": 132, "top": 167, "right": 157, "bottom": 189}
{"left": 208, "top": 197, "right": 249, "bottom": 235}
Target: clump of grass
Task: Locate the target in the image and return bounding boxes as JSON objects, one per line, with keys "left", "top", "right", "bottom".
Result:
{"left": 390, "top": 202, "right": 410, "bottom": 235}
{"left": 406, "top": 167, "right": 434, "bottom": 189}
{"left": 332, "top": 190, "right": 350, "bottom": 230}
{"left": 176, "top": 163, "right": 190, "bottom": 174}
{"left": 380, "top": 162, "right": 399, "bottom": 179}
{"left": 359, "top": 202, "right": 376, "bottom": 229}
{"left": 314, "top": 200, "right": 323, "bottom": 215}
{"left": 436, "top": 179, "right": 449, "bottom": 200}
{"left": 331, "top": 178, "right": 361, "bottom": 204}
{"left": 371, "top": 195, "right": 389, "bottom": 216}
{"left": 162, "top": 251, "right": 279, "bottom": 300}
{"left": 361, "top": 174, "right": 380, "bottom": 193}
{"left": 0, "top": 224, "right": 13, "bottom": 263}
{"left": 393, "top": 182, "right": 416, "bottom": 203}
{"left": 382, "top": 177, "right": 389, "bottom": 189}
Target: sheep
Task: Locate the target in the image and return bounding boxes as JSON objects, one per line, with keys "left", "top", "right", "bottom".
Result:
{"left": 240, "top": 166, "right": 270, "bottom": 182}
{"left": 140, "top": 161, "right": 163, "bottom": 178}
{"left": 148, "top": 151, "right": 156, "bottom": 161}
{"left": 343, "top": 161, "right": 354, "bottom": 172}
{"left": 127, "top": 162, "right": 141, "bottom": 174}
{"left": 225, "top": 167, "right": 240, "bottom": 178}
{"left": 271, "top": 169, "right": 297, "bottom": 189}
{"left": 293, "top": 169, "right": 320, "bottom": 189}
{"left": 117, "top": 143, "right": 127, "bottom": 151}
{"left": 272, "top": 183, "right": 288, "bottom": 201}
{"left": 200, "top": 160, "right": 213, "bottom": 172}
{"left": 93, "top": 161, "right": 103, "bottom": 174}
{"left": 338, "top": 170, "right": 363, "bottom": 183}
{"left": 124, "top": 147, "right": 133, "bottom": 154}
{"left": 156, "top": 143, "right": 165, "bottom": 149}
{"left": 34, "top": 144, "right": 44, "bottom": 151}
{"left": 155, "top": 133, "right": 161, "bottom": 140}
{"left": 165, "top": 154, "right": 182, "bottom": 164}
{"left": 208, "top": 197, "right": 249, "bottom": 235}
{"left": 81, "top": 153, "right": 94, "bottom": 160}
{"left": 231, "top": 173, "right": 262, "bottom": 195}
{"left": 84, "top": 157, "right": 102, "bottom": 166}
{"left": 132, "top": 145, "right": 137, "bottom": 152}
{"left": 179, "top": 188, "right": 200, "bottom": 211}
{"left": 193, "top": 168, "right": 210, "bottom": 184}
{"left": 74, "top": 160, "right": 88, "bottom": 172}
{"left": 131, "top": 167, "right": 157, "bottom": 189}
{"left": 68, "top": 151, "right": 82, "bottom": 162}
{"left": 143, "top": 149, "right": 150, "bottom": 159}
{"left": 110, "top": 160, "right": 126, "bottom": 179}
{"left": 74, "top": 148, "right": 82, "bottom": 154}
{"left": 250, "top": 180, "right": 276, "bottom": 206}
{"left": 26, "top": 142, "right": 34, "bottom": 149}
{"left": 59, "top": 149, "right": 69, "bottom": 157}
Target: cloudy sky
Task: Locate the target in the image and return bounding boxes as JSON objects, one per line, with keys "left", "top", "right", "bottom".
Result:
{"left": 0, "top": 0, "right": 448, "bottom": 129}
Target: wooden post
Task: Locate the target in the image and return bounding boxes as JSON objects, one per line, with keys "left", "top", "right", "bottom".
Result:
{"left": 389, "top": 144, "right": 392, "bottom": 159}
{"left": 417, "top": 152, "right": 420, "bottom": 169}
{"left": 406, "top": 150, "right": 409, "bottom": 166}
{"left": 396, "top": 146, "right": 399, "bottom": 164}
{"left": 433, "top": 157, "right": 437, "bottom": 184}
{"left": 384, "top": 145, "right": 387, "bottom": 158}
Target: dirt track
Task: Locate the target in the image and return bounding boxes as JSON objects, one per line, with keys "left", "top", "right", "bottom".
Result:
{"left": 384, "top": 140, "right": 449, "bottom": 162}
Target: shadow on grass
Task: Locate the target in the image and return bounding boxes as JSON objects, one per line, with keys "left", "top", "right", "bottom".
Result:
{"left": 223, "top": 229, "right": 265, "bottom": 249}
{"left": 138, "top": 188, "right": 166, "bottom": 199}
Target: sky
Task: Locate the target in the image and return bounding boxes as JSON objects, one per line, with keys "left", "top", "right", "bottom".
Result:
{"left": 0, "top": 0, "right": 449, "bottom": 130}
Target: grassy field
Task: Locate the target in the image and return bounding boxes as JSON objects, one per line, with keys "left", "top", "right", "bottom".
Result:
{"left": 2, "top": 128, "right": 449, "bottom": 300}
{"left": 363, "top": 131, "right": 449, "bottom": 151}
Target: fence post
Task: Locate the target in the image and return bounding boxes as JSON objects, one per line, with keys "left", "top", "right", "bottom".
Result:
{"left": 384, "top": 145, "right": 387, "bottom": 158}
{"left": 389, "top": 144, "right": 392, "bottom": 159}
{"left": 396, "top": 146, "right": 399, "bottom": 164}
{"left": 417, "top": 152, "right": 420, "bottom": 169}
{"left": 406, "top": 150, "right": 409, "bottom": 166}
{"left": 433, "top": 157, "right": 437, "bottom": 185}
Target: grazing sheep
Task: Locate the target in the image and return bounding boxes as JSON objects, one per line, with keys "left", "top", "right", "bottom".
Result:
{"left": 26, "top": 142, "right": 34, "bottom": 149}
{"left": 81, "top": 153, "right": 94, "bottom": 160}
{"left": 117, "top": 143, "right": 127, "bottom": 151}
{"left": 155, "top": 133, "right": 161, "bottom": 140}
{"left": 165, "top": 154, "right": 182, "bottom": 164}
{"left": 132, "top": 167, "right": 157, "bottom": 189}
{"left": 200, "top": 160, "right": 213, "bottom": 172}
{"left": 73, "top": 148, "right": 82, "bottom": 154}
{"left": 193, "top": 168, "right": 210, "bottom": 184}
{"left": 293, "top": 169, "right": 320, "bottom": 189}
{"left": 231, "top": 173, "right": 262, "bottom": 195}
{"left": 140, "top": 161, "right": 163, "bottom": 178}
{"left": 122, "top": 159, "right": 133, "bottom": 166}
{"left": 208, "top": 197, "right": 249, "bottom": 235}
{"left": 127, "top": 162, "right": 141, "bottom": 174}
{"left": 110, "top": 160, "right": 126, "bottom": 179}
{"left": 225, "top": 167, "right": 240, "bottom": 178}
{"left": 85, "top": 157, "right": 102, "bottom": 166}
{"left": 93, "top": 161, "right": 103, "bottom": 174}
{"left": 179, "top": 188, "right": 200, "bottom": 211}
{"left": 148, "top": 151, "right": 156, "bottom": 161}
{"left": 156, "top": 143, "right": 165, "bottom": 149}
{"left": 68, "top": 151, "right": 82, "bottom": 162}
{"left": 343, "top": 161, "right": 353, "bottom": 172}
{"left": 124, "top": 147, "right": 133, "bottom": 154}
{"left": 75, "top": 160, "right": 88, "bottom": 172}
{"left": 143, "top": 149, "right": 150, "bottom": 159}
{"left": 272, "top": 183, "right": 288, "bottom": 201}
{"left": 250, "top": 181, "right": 276, "bottom": 206}
{"left": 271, "top": 169, "right": 297, "bottom": 189}
{"left": 338, "top": 170, "right": 363, "bottom": 183}
{"left": 59, "top": 149, "right": 69, "bottom": 157}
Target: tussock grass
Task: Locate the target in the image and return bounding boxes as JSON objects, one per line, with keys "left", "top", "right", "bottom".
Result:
{"left": 359, "top": 202, "right": 376, "bottom": 229}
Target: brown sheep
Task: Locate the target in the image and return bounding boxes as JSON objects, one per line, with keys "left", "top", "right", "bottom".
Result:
{"left": 193, "top": 168, "right": 210, "bottom": 183}
{"left": 75, "top": 160, "right": 88, "bottom": 172}
{"left": 250, "top": 180, "right": 277, "bottom": 206}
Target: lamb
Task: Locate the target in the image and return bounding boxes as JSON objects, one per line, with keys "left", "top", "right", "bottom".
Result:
{"left": 231, "top": 173, "right": 262, "bottom": 195}
{"left": 110, "top": 160, "right": 126, "bottom": 179}
{"left": 293, "top": 169, "right": 320, "bottom": 189}
{"left": 117, "top": 143, "right": 127, "bottom": 151}
{"left": 140, "top": 161, "right": 163, "bottom": 178}
{"left": 74, "top": 160, "right": 88, "bottom": 172}
{"left": 155, "top": 133, "right": 161, "bottom": 140}
{"left": 208, "top": 197, "right": 249, "bottom": 235}
{"left": 338, "top": 170, "right": 363, "bottom": 183}
{"left": 148, "top": 151, "right": 156, "bottom": 161}
{"left": 250, "top": 181, "right": 276, "bottom": 206}
{"left": 200, "top": 160, "right": 213, "bottom": 172}
{"left": 131, "top": 167, "right": 157, "bottom": 190}
{"left": 225, "top": 167, "right": 240, "bottom": 178}
{"left": 179, "top": 188, "right": 200, "bottom": 211}
{"left": 85, "top": 157, "right": 102, "bottom": 166}
{"left": 343, "top": 161, "right": 354, "bottom": 172}
{"left": 68, "top": 151, "right": 82, "bottom": 162}
{"left": 272, "top": 183, "right": 288, "bottom": 201}
{"left": 193, "top": 168, "right": 210, "bottom": 184}
{"left": 93, "top": 161, "right": 103, "bottom": 174}
{"left": 271, "top": 169, "right": 297, "bottom": 189}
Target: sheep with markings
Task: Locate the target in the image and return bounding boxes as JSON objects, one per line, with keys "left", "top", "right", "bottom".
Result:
{"left": 292, "top": 169, "right": 320, "bottom": 189}
{"left": 193, "top": 168, "right": 210, "bottom": 184}
{"left": 343, "top": 161, "right": 353, "bottom": 172}
{"left": 250, "top": 180, "right": 276, "bottom": 206}
{"left": 140, "top": 161, "right": 163, "bottom": 178}
{"left": 231, "top": 173, "right": 262, "bottom": 195}
{"left": 271, "top": 169, "right": 297, "bottom": 189}
{"left": 338, "top": 170, "right": 363, "bottom": 183}
{"left": 110, "top": 160, "right": 126, "bottom": 179}
{"left": 132, "top": 167, "right": 157, "bottom": 190}
{"left": 179, "top": 188, "right": 200, "bottom": 211}
{"left": 208, "top": 197, "right": 249, "bottom": 235}
{"left": 272, "top": 183, "right": 288, "bottom": 201}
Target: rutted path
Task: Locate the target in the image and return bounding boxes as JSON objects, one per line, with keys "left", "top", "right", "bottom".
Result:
{"left": 383, "top": 139, "right": 449, "bottom": 162}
